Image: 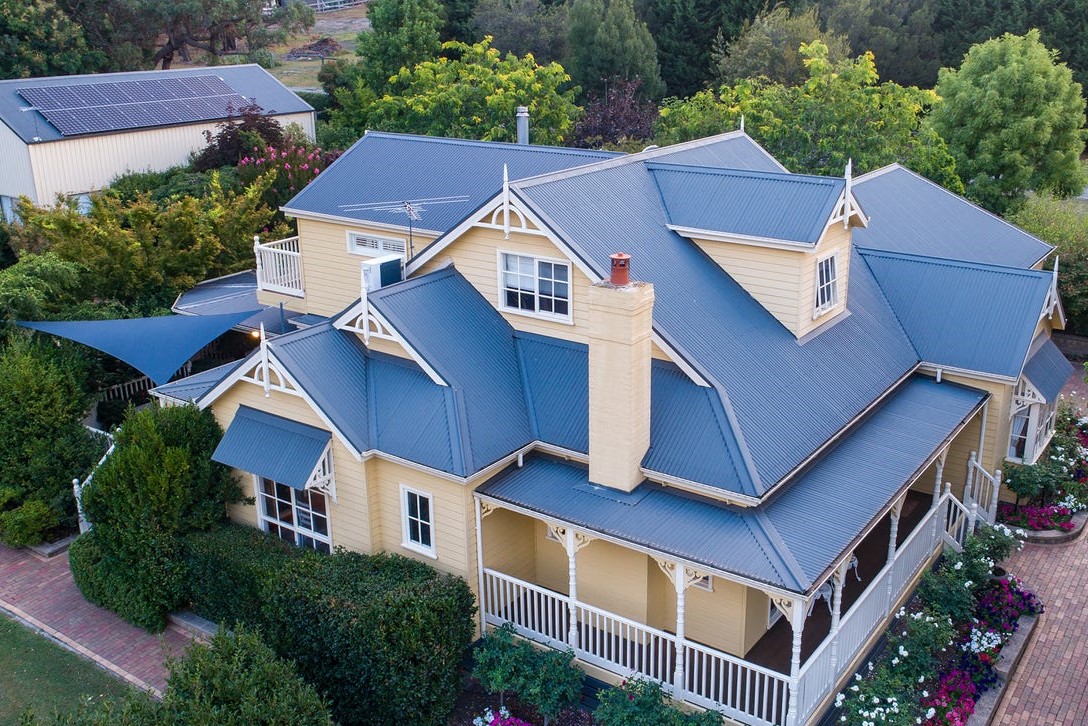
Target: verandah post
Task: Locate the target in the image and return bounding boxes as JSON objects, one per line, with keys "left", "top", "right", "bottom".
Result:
{"left": 785, "top": 597, "right": 805, "bottom": 726}
{"left": 673, "top": 563, "right": 686, "bottom": 700}
{"left": 828, "top": 557, "right": 849, "bottom": 675}
{"left": 565, "top": 529, "right": 579, "bottom": 651}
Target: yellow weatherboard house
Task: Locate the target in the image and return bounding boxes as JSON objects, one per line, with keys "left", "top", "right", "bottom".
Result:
{"left": 155, "top": 129, "right": 1070, "bottom": 726}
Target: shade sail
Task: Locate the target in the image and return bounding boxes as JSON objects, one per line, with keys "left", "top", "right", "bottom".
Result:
{"left": 212, "top": 406, "right": 330, "bottom": 490}
{"left": 18, "top": 310, "right": 258, "bottom": 385}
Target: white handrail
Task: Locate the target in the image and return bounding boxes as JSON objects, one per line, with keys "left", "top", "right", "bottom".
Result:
{"left": 254, "top": 235, "right": 304, "bottom": 297}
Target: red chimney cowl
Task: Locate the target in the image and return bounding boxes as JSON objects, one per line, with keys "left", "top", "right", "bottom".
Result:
{"left": 610, "top": 253, "right": 631, "bottom": 286}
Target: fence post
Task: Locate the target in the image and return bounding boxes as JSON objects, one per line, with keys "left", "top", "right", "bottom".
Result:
{"left": 72, "top": 478, "right": 89, "bottom": 534}
{"left": 967, "top": 500, "right": 978, "bottom": 536}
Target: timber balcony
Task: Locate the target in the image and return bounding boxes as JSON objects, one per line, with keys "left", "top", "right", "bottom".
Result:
{"left": 477, "top": 491, "right": 982, "bottom": 726}
{"left": 254, "top": 235, "right": 304, "bottom": 297}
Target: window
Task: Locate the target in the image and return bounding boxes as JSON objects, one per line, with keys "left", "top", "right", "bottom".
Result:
{"left": 401, "top": 486, "right": 435, "bottom": 557}
{"left": 500, "top": 252, "right": 570, "bottom": 320}
{"left": 347, "top": 231, "right": 407, "bottom": 258}
{"left": 257, "top": 477, "right": 331, "bottom": 553}
{"left": 1008, "top": 399, "right": 1058, "bottom": 463}
{"left": 814, "top": 253, "right": 839, "bottom": 318}
{"left": 1008, "top": 411, "right": 1030, "bottom": 460}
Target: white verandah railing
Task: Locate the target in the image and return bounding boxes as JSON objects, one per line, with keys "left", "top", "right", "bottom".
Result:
{"left": 254, "top": 235, "right": 304, "bottom": 297}
{"left": 964, "top": 452, "right": 1002, "bottom": 525}
{"left": 482, "top": 493, "right": 973, "bottom": 726}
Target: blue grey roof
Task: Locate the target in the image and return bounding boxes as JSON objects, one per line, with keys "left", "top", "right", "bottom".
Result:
{"left": 852, "top": 165, "right": 1052, "bottom": 268}
{"left": 479, "top": 375, "right": 986, "bottom": 593}
{"left": 283, "top": 132, "right": 619, "bottom": 232}
{"left": 649, "top": 133, "right": 786, "bottom": 172}
{"left": 860, "top": 249, "right": 1054, "bottom": 378}
{"left": 212, "top": 405, "right": 330, "bottom": 490}
{"left": 648, "top": 162, "right": 845, "bottom": 245}
{"left": 151, "top": 360, "right": 243, "bottom": 403}
{"left": 515, "top": 333, "right": 588, "bottom": 453}
{"left": 368, "top": 265, "right": 533, "bottom": 472}
{"left": 172, "top": 270, "right": 300, "bottom": 334}
{"left": 1023, "top": 338, "right": 1073, "bottom": 402}
{"left": 0, "top": 65, "right": 312, "bottom": 144}
{"left": 515, "top": 140, "right": 919, "bottom": 495}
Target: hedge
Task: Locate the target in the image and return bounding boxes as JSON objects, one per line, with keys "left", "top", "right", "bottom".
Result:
{"left": 184, "top": 524, "right": 477, "bottom": 726}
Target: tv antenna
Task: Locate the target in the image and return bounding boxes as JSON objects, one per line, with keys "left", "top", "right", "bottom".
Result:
{"left": 339, "top": 196, "right": 469, "bottom": 257}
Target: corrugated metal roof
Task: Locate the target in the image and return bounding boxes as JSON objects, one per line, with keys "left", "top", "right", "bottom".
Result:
{"left": 283, "top": 132, "right": 620, "bottom": 233}
{"left": 516, "top": 151, "right": 919, "bottom": 495}
{"left": 212, "top": 405, "right": 330, "bottom": 490}
{"left": 860, "top": 249, "right": 1052, "bottom": 378}
{"left": 1023, "top": 338, "right": 1073, "bottom": 402}
{"left": 172, "top": 270, "right": 299, "bottom": 334}
{"left": 0, "top": 65, "right": 312, "bottom": 144}
{"left": 515, "top": 333, "right": 589, "bottom": 453}
{"left": 650, "top": 134, "right": 786, "bottom": 172}
{"left": 648, "top": 162, "right": 845, "bottom": 244}
{"left": 151, "top": 360, "right": 243, "bottom": 403}
{"left": 852, "top": 165, "right": 1052, "bottom": 268}
{"left": 369, "top": 353, "right": 458, "bottom": 473}
{"left": 479, "top": 375, "right": 986, "bottom": 593}
{"left": 369, "top": 266, "right": 532, "bottom": 472}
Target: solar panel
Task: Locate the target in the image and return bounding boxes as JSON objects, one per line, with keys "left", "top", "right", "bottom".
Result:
{"left": 17, "top": 75, "right": 250, "bottom": 137}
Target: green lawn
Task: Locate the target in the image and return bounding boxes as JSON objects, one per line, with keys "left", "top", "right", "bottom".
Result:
{"left": 0, "top": 614, "right": 140, "bottom": 725}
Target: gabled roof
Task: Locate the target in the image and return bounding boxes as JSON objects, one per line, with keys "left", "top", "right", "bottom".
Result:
{"left": 367, "top": 265, "right": 533, "bottom": 473}
{"left": 852, "top": 165, "right": 1053, "bottom": 268}
{"left": 479, "top": 375, "right": 987, "bottom": 594}
{"left": 212, "top": 406, "right": 330, "bottom": 490}
{"left": 282, "top": 132, "right": 620, "bottom": 233}
{"left": 514, "top": 144, "right": 919, "bottom": 494}
{"left": 648, "top": 162, "right": 847, "bottom": 245}
{"left": 151, "top": 360, "right": 243, "bottom": 404}
{"left": 0, "top": 65, "right": 312, "bottom": 144}
{"left": 859, "top": 249, "right": 1054, "bottom": 378}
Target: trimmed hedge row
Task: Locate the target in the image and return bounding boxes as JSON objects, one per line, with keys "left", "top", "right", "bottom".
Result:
{"left": 183, "top": 524, "right": 476, "bottom": 726}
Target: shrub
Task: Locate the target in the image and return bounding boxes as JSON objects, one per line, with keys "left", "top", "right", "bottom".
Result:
{"left": 594, "top": 677, "right": 723, "bottom": 725}
{"left": 473, "top": 623, "right": 584, "bottom": 724}
{"left": 183, "top": 524, "right": 299, "bottom": 627}
{"left": 191, "top": 103, "right": 286, "bottom": 172}
{"left": 72, "top": 405, "right": 241, "bottom": 631}
{"left": 261, "top": 550, "right": 475, "bottom": 726}
{"left": 160, "top": 627, "right": 334, "bottom": 725}
{"left": 0, "top": 338, "right": 101, "bottom": 546}
{"left": 237, "top": 142, "right": 340, "bottom": 214}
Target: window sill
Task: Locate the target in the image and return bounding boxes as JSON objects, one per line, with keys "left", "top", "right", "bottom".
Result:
{"left": 500, "top": 306, "right": 574, "bottom": 326}
{"left": 401, "top": 540, "right": 438, "bottom": 560}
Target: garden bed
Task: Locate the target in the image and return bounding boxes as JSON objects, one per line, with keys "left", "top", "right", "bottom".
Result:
{"left": 966, "top": 611, "right": 1040, "bottom": 726}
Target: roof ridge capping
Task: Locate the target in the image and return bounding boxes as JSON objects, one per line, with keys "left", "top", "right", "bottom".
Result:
{"left": 360, "top": 129, "right": 620, "bottom": 158}
{"left": 645, "top": 160, "right": 841, "bottom": 186}
{"left": 857, "top": 246, "right": 1056, "bottom": 276}
{"left": 513, "top": 130, "right": 757, "bottom": 188}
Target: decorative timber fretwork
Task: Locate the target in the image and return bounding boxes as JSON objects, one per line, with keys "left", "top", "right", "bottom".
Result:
{"left": 548, "top": 524, "right": 593, "bottom": 553}
{"left": 653, "top": 559, "right": 708, "bottom": 591}
{"left": 339, "top": 306, "right": 396, "bottom": 344}
{"left": 479, "top": 501, "right": 497, "bottom": 519}
{"left": 240, "top": 326, "right": 300, "bottom": 397}
{"left": 306, "top": 442, "right": 336, "bottom": 501}
{"left": 771, "top": 594, "right": 799, "bottom": 622}
{"left": 828, "top": 159, "right": 865, "bottom": 229}
{"left": 1010, "top": 376, "right": 1045, "bottom": 419}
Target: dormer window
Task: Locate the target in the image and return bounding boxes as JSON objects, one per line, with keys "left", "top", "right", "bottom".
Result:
{"left": 814, "top": 253, "right": 839, "bottom": 318}
{"left": 348, "top": 231, "right": 406, "bottom": 258}
{"left": 499, "top": 251, "right": 571, "bottom": 321}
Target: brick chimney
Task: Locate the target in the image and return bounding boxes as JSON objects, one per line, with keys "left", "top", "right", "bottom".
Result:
{"left": 588, "top": 253, "right": 654, "bottom": 492}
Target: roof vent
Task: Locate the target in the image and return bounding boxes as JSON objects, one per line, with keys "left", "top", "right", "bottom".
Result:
{"left": 516, "top": 106, "right": 530, "bottom": 145}
{"left": 610, "top": 253, "right": 631, "bottom": 286}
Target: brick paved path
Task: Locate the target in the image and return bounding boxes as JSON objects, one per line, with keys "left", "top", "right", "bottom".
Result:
{"left": 993, "top": 526, "right": 1088, "bottom": 724}
{"left": 0, "top": 544, "right": 194, "bottom": 696}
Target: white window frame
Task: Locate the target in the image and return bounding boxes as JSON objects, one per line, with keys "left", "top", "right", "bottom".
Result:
{"left": 497, "top": 250, "right": 573, "bottom": 323}
{"left": 254, "top": 475, "right": 332, "bottom": 553}
{"left": 1007, "top": 399, "right": 1057, "bottom": 464}
{"left": 346, "top": 230, "right": 407, "bottom": 259}
{"left": 400, "top": 485, "right": 437, "bottom": 558}
{"left": 813, "top": 252, "right": 840, "bottom": 319}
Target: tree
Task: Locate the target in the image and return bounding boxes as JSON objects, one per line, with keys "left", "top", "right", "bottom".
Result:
{"left": 572, "top": 77, "right": 657, "bottom": 148}
{"left": 566, "top": 0, "right": 664, "bottom": 100}
{"left": 0, "top": 0, "right": 105, "bottom": 79}
{"left": 822, "top": 0, "right": 940, "bottom": 87}
{"left": 441, "top": 0, "right": 479, "bottom": 41}
{"left": 930, "top": 30, "right": 1087, "bottom": 214}
{"left": 0, "top": 337, "right": 99, "bottom": 547}
{"left": 648, "top": 0, "right": 704, "bottom": 98}
{"left": 656, "top": 42, "right": 963, "bottom": 191}
{"left": 366, "top": 37, "right": 580, "bottom": 145}
{"left": 60, "top": 0, "right": 314, "bottom": 70}
{"left": 471, "top": 0, "right": 569, "bottom": 63}
{"left": 1008, "top": 195, "right": 1088, "bottom": 335}
{"left": 356, "top": 0, "right": 445, "bottom": 93}
{"left": 712, "top": 5, "right": 851, "bottom": 87}
{"left": 0, "top": 253, "right": 86, "bottom": 323}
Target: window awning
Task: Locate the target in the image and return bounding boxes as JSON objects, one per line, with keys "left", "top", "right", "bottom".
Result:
{"left": 1023, "top": 338, "right": 1073, "bottom": 403}
{"left": 212, "top": 406, "right": 331, "bottom": 490}
{"left": 18, "top": 310, "right": 258, "bottom": 385}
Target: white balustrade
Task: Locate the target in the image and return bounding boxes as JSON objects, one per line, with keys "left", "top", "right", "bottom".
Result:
{"left": 254, "top": 235, "right": 304, "bottom": 297}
